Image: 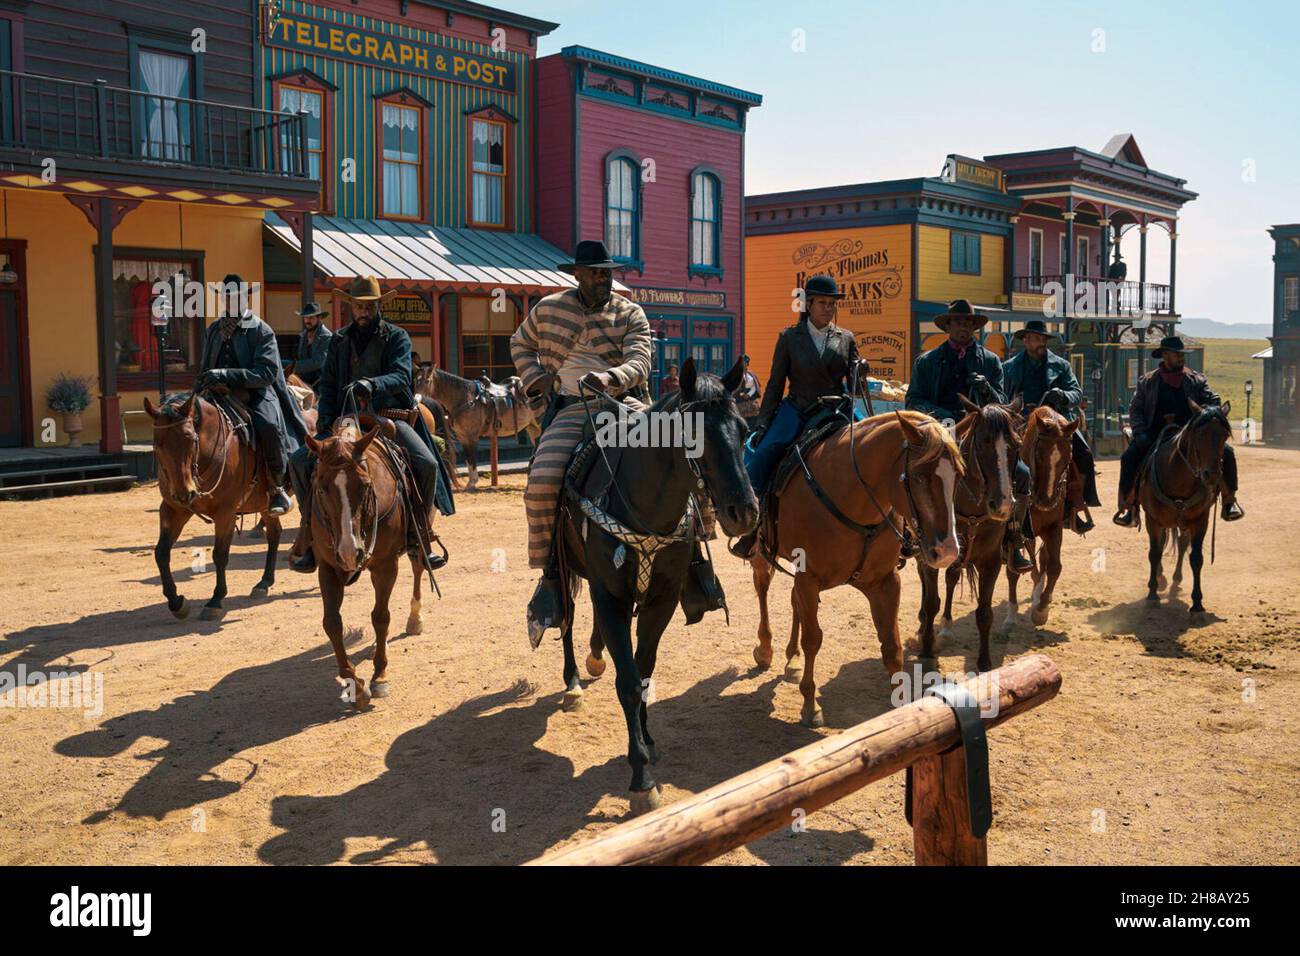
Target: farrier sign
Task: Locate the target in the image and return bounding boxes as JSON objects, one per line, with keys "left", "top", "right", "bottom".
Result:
{"left": 263, "top": 11, "right": 517, "bottom": 93}
{"left": 622, "top": 286, "right": 726, "bottom": 310}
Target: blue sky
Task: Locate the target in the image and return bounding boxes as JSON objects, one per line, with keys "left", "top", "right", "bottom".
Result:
{"left": 514, "top": 0, "right": 1299, "bottom": 326}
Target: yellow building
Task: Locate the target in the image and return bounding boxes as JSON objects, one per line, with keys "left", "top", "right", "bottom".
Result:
{"left": 744, "top": 157, "right": 1021, "bottom": 388}
{"left": 0, "top": 60, "right": 317, "bottom": 456}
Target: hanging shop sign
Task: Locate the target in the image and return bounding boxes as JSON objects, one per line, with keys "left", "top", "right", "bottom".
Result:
{"left": 622, "top": 286, "right": 726, "bottom": 310}
{"left": 386, "top": 294, "right": 434, "bottom": 326}
{"left": 264, "top": 11, "right": 517, "bottom": 93}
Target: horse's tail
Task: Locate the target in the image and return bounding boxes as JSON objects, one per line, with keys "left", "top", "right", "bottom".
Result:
{"left": 424, "top": 396, "right": 460, "bottom": 477}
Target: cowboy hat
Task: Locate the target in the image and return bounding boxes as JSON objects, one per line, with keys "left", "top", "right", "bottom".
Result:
{"left": 935, "top": 298, "right": 988, "bottom": 332}
{"left": 1013, "top": 319, "right": 1060, "bottom": 341}
{"left": 295, "top": 301, "right": 328, "bottom": 318}
{"left": 803, "top": 273, "right": 847, "bottom": 300}
{"left": 1152, "top": 335, "right": 1186, "bottom": 357}
{"left": 346, "top": 275, "right": 396, "bottom": 302}
{"left": 558, "top": 240, "right": 619, "bottom": 274}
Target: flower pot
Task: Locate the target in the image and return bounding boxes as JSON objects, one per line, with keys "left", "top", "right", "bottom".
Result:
{"left": 63, "top": 411, "right": 84, "bottom": 448}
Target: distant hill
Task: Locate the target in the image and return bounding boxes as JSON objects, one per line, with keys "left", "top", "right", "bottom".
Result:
{"left": 1176, "top": 317, "right": 1271, "bottom": 340}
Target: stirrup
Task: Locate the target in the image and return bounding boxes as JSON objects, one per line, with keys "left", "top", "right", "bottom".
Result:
{"left": 1112, "top": 508, "right": 1137, "bottom": 528}
{"left": 1221, "top": 499, "right": 1244, "bottom": 522}
{"left": 728, "top": 530, "right": 758, "bottom": 560}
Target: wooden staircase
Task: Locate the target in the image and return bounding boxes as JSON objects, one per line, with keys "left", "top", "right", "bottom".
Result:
{"left": 0, "top": 452, "right": 137, "bottom": 499}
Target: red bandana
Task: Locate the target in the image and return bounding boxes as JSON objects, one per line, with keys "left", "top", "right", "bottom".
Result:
{"left": 1158, "top": 367, "right": 1185, "bottom": 388}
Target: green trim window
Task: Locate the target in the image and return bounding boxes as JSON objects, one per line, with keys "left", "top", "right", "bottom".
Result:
{"left": 381, "top": 103, "right": 422, "bottom": 220}
{"left": 470, "top": 118, "right": 507, "bottom": 227}
{"left": 950, "top": 230, "right": 981, "bottom": 275}
{"left": 690, "top": 170, "right": 722, "bottom": 274}
{"left": 278, "top": 85, "right": 324, "bottom": 181}
{"left": 605, "top": 154, "right": 639, "bottom": 263}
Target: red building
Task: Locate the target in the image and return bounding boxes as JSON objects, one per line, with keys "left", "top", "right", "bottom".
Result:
{"left": 537, "top": 46, "right": 762, "bottom": 393}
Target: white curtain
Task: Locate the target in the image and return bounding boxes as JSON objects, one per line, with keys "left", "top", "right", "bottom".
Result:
{"left": 280, "top": 87, "right": 322, "bottom": 178}
{"left": 383, "top": 105, "right": 419, "bottom": 217}
{"left": 606, "top": 160, "right": 635, "bottom": 259}
{"left": 139, "top": 51, "right": 190, "bottom": 161}
{"left": 691, "top": 174, "right": 717, "bottom": 267}
{"left": 471, "top": 120, "right": 505, "bottom": 225}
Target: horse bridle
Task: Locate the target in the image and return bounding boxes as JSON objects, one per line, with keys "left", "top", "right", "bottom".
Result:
{"left": 311, "top": 455, "right": 384, "bottom": 573}
{"left": 152, "top": 394, "right": 237, "bottom": 504}
{"left": 1171, "top": 410, "right": 1228, "bottom": 493}
{"left": 1025, "top": 423, "right": 1071, "bottom": 512}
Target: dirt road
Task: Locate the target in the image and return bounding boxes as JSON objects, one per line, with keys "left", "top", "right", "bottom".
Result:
{"left": 2, "top": 445, "right": 1296, "bottom": 865}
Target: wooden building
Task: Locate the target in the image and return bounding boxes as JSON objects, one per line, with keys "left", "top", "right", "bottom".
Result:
{"left": 1257, "top": 224, "right": 1300, "bottom": 446}
{"left": 536, "top": 46, "right": 761, "bottom": 393}
{"left": 0, "top": 0, "right": 318, "bottom": 452}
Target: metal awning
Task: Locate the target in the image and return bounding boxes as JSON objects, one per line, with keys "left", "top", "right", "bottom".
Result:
{"left": 265, "top": 214, "right": 626, "bottom": 295}
{"left": 1253, "top": 347, "right": 1273, "bottom": 360}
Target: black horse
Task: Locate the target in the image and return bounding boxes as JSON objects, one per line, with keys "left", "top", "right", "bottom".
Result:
{"left": 554, "top": 357, "right": 758, "bottom": 813}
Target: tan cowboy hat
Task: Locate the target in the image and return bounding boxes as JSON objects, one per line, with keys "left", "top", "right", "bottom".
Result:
{"left": 346, "top": 275, "right": 397, "bottom": 302}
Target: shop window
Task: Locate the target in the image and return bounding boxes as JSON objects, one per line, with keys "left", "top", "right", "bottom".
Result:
{"left": 1029, "top": 228, "right": 1044, "bottom": 289}
{"left": 1077, "top": 235, "right": 1090, "bottom": 277}
{"left": 950, "top": 230, "right": 981, "bottom": 275}
{"left": 112, "top": 253, "right": 202, "bottom": 389}
{"left": 690, "top": 169, "right": 722, "bottom": 275}
{"left": 470, "top": 118, "right": 507, "bottom": 227}
{"left": 1283, "top": 365, "right": 1297, "bottom": 408}
{"left": 1285, "top": 276, "right": 1298, "bottom": 314}
{"left": 460, "top": 296, "right": 518, "bottom": 382}
{"left": 605, "top": 153, "right": 640, "bottom": 264}
{"left": 379, "top": 100, "right": 423, "bottom": 220}
{"left": 134, "top": 48, "right": 194, "bottom": 161}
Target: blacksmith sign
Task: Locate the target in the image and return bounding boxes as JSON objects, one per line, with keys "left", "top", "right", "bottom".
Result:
{"left": 263, "top": 11, "right": 517, "bottom": 93}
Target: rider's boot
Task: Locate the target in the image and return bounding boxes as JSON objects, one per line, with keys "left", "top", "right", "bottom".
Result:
{"left": 268, "top": 474, "right": 293, "bottom": 516}
{"left": 728, "top": 527, "right": 759, "bottom": 559}
{"left": 1112, "top": 486, "right": 1138, "bottom": 527}
{"left": 289, "top": 520, "right": 316, "bottom": 573}
{"left": 526, "top": 546, "right": 566, "bottom": 649}
{"left": 1221, "top": 493, "right": 1245, "bottom": 522}
{"left": 1083, "top": 465, "right": 1102, "bottom": 509}
{"left": 680, "top": 541, "right": 727, "bottom": 625}
{"left": 1006, "top": 499, "right": 1034, "bottom": 574}
{"left": 406, "top": 505, "right": 448, "bottom": 572}
{"left": 1073, "top": 509, "right": 1096, "bottom": 535}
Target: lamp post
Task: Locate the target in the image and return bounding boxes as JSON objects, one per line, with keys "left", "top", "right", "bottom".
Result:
{"left": 1092, "top": 365, "right": 1103, "bottom": 436}
{"left": 1245, "top": 379, "right": 1254, "bottom": 441}
{"left": 151, "top": 279, "right": 173, "bottom": 402}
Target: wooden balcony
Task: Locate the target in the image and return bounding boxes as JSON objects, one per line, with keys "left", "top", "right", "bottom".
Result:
{"left": 1012, "top": 274, "right": 1173, "bottom": 317}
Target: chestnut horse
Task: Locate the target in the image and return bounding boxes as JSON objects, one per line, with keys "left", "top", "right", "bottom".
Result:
{"left": 144, "top": 391, "right": 285, "bottom": 621}
{"left": 1004, "top": 404, "right": 1078, "bottom": 632}
{"left": 750, "top": 410, "right": 964, "bottom": 727}
{"left": 918, "top": 396, "right": 1022, "bottom": 672}
{"left": 305, "top": 416, "right": 429, "bottom": 708}
{"left": 1137, "top": 400, "right": 1234, "bottom": 621}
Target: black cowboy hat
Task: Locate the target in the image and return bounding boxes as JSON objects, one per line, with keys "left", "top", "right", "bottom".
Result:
{"left": 936, "top": 298, "right": 988, "bottom": 332}
{"left": 558, "top": 240, "right": 619, "bottom": 274}
{"left": 1152, "top": 335, "right": 1186, "bottom": 357}
{"left": 1013, "top": 318, "right": 1060, "bottom": 341}
{"left": 296, "top": 301, "right": 328, "bottom": 318}
{"left": 803, "top": 273, "right": 847, "bottom": 299}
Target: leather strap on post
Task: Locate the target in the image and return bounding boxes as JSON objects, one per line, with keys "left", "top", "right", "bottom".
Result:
{"left": 905, "top": 683, "right": 993, "bottom": 839}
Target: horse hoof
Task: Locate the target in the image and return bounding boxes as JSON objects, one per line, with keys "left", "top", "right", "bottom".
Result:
{"left": 801, "top": 706, "right": 824, "bottom": 728}
{"left": 562, "top": 688, "right": 584, "bottom": 712}
{"left": 1146, "top": 596, "right": 1161, "bottom": 607}
{"left": 1190, "top": 610, "right": 1207, "bottom": 625}
{"left": 1031, "top": 608, "right": 1049, "bottom": 626}
{"left": 406, "top": 617, "right": 422, "bottom": 635}
{"left": 169, "top": 597, "right": 190, "bottom": 620}
{"left": 250, "top": 586, "right": 269, "bottom": 599}
{"left": 199, "top": 605, "right": 225, "bottom": 622}
{"left": 629, "top": 786, "right": 662, "bottom": 816}
{"left": 585, "top": 654, "right": 606, "bottom": 678}
{"left": 370, "top": 681, "right": 390, "bottom": 699}
{"left": 784, "top": 659, "right": 803, "bottom": 680}
{"left": 753, "top": 646, "right": 773, "bottom": 670}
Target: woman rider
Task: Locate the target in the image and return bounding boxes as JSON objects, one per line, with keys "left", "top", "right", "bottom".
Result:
{"left": 730, "top": 274, "right": 866, "bottom": 558}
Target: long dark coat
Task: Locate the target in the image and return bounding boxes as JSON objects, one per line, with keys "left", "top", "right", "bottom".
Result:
{"left": 755, "top": 321, "right": 861, "bottom": 430}
{"left": 199, "top": 315, "right": 308, "bottom": 464}
{"left": 1128, "top": 366, "right": 1221, "bottom": 435}
{"left": 905, "top": 341, "right": 1005, "bottom": 421}
{"left": 1002, "top": 348, "right": 1083, "bottom": 418}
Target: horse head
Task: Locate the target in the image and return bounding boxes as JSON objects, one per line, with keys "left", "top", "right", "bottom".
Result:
{"left": 1183, "top": 399, "right": 1233, "bottom": 488}
{"left": 676, "top": 357, "right": 759, "bottom": 537}
{"left": 145, "top": 393, "right": 202, "bottom": 506}
{"left": 896, "top": 410, "right": 965, "bottom": 569}
{"left": 957, "top": 394, "right": 1023, "bottom": 520}
{"left": 306, "top": 420, "right": 382, "bottom": 575}
{"left": 1023, "top": 405, "right": 1077, "bottom": 508}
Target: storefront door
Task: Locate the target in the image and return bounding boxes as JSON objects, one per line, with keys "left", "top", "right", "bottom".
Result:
{"left": 0, "top": 243, "right": 28, "bottom": 447}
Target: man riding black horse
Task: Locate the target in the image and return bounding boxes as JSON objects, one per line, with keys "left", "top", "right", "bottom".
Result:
{"left": 288, "top": 275, "right": 454, "bottom": 573}
{"left": 905, "top": 299, "right": 1033, "bottom": 573}
{"left": 1114, "top": 335, "right": 1244, "bottom": 527}
{"left": 1002, "top": 318, "right": 1102, "bottom": 534}
{"left": 195, "top": 274, "right": 306, "bottom": 517}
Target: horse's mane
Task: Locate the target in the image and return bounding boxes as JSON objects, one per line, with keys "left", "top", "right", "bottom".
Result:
{"left": 887, "top": 409, "right": 964, "bottom": 471}
{"left": 652, "top": 370, "right": 730, "bottom": 413}
{"left": 1022, "top": 404, "right": 1070, "bottom": 453}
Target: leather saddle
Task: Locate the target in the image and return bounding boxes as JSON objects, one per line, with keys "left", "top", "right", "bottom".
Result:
{"left": 759, "top": 403, "right": 854, "bottom": 559}
{"left": 475, "top": 375, "right": 530, "bottom": 431}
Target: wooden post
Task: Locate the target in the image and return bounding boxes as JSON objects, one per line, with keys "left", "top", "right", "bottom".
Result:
{"left": 489, "top": 430, "right": 499, "bottom": 486}
{"left": 911, "top": 746, "right": 988, "bottom": 866}
{"left": 528, "top": 654, "right": 1060, "bottom": 866}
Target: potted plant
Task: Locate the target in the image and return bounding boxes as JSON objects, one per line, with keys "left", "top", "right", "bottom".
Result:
{"left": 46, "top": 373, "right": 94, "bottom": 447}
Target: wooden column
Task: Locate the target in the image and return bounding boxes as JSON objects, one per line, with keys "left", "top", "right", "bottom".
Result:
{"left": 95, "top": 197, "right": 121, "bottom": 454}
{"left": 1168, "top": 229, "right": 1177, "bottom": 314}
{"left": 1138, "top": 222, "right": 1150, "bottom": 379}
{"left": 911, "top": 746, "right": 988, "bottom": 865}
{"left": 301, "top": 212, "right": 314, "bottom": 312}
{"left": 1062, "top": 207, "right": 1076, "bottom": 343}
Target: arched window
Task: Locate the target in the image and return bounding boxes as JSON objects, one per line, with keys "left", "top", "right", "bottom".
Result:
{"left": 690, "top": 168, "right": 722, "bottom": 275}
{"left": 605, "top": 153, "right": 639, "bottom": 263}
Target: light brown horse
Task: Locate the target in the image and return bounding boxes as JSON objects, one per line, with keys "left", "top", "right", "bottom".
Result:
{"left": 919, "top": 396, "right": 1022, "bottom": 672}
{"left": 1003, "top": 404, "right": 1078, "bottom": 632}
{"left": 305, "top": 415, "right": 429, "bottom": 708}
{"left": 416, "top": 365, "right": 540, "bottom": 488}
{"left": 750, "top": 410, "right": 964, "bottom": 726}
{"left": 1137, "top": 400, "right": 1233, "bottom": 621}
{"left": 144, "top": 391, "right": 285, "bottom": 621}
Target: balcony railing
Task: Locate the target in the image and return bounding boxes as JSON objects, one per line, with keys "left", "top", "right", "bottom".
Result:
{"left": 1012, "top": 274, "right": 1172, "bottom": 317}
{"left": 0, "top": 68, "right": 310, "bottom": 179}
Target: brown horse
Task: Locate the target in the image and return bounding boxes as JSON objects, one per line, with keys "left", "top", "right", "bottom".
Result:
{"left": 1004, "top": 404, "right": 1079, "bottom": 633}
{"left": 750, "top": 410, "right": 964, "bottom": 727}
{"left": 144, "top": 391, "right": 285, "bottom": 621}
{"left": 305, "top": 415, "right": 429, "bottom": 708}
{"left": 1137, "top": 400, "right": 1234, "bottom": 621}
{"left": 918, "top": 396, "right": 1022, "bottom": 673}
{"left": 416, "top": 365, "right": 540, "bottom": 488}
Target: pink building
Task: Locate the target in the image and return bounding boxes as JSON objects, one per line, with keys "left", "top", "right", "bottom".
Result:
{"left": 537, "top": 46, "right": 761, "bottom": 395}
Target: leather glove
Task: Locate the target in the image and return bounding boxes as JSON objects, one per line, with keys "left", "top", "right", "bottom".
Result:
{"left": 195, "top": 370, "right": 222, "bottom": 391}
{"left": 353, "top": 378, "right": 373, "bottom": 399}
{"left": 1042, "top": 387, "right": 1069, "bottom": 412}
